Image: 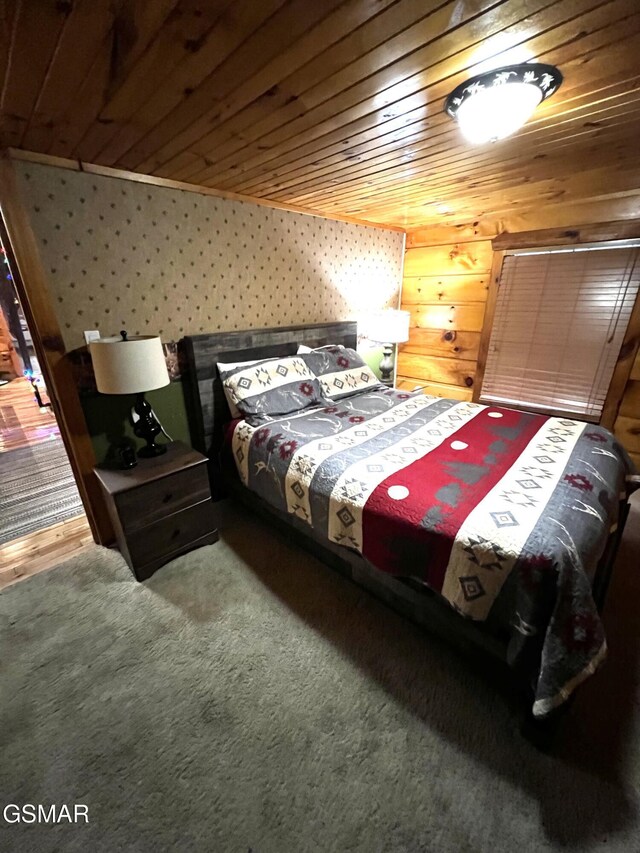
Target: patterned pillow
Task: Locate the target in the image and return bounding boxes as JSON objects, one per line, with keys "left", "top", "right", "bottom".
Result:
{"left": 220, "top": 355, "right": 324, "bottom": 418}
{"left": 303, "top": 346, "right": 382, "bottom": 400}
{"left": 218, "top": 357, "right": 262, "bottom": 418}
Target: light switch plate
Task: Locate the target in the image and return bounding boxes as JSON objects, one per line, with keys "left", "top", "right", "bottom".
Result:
{"left": 84, "top": 330, "right": 101, "bottom": 345}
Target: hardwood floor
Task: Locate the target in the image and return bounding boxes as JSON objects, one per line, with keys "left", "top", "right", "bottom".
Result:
{"left": 0, "top": 515, "right": 94, "bottom": 591}
{"left": 0, "top": 375, "right": 58, "bottom": 451}
{"left": 0, "top": 375, "right": 93, "bottom": 587}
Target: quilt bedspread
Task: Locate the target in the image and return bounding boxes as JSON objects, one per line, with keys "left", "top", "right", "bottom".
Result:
{"left": 231, "top": 388, "right": 632, "bottom": 716}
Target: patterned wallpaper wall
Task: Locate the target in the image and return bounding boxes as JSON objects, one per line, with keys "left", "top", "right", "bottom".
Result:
{"left": 15, "top": 161, "right": 404, "bottom": 351}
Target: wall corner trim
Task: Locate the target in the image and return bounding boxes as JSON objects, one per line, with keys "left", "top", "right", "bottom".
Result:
{"left": 0, "top": 149, "right": 113, "bottom": 545}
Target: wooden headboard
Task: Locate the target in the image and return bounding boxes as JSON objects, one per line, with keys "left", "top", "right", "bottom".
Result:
{"left": 182, "top": 321, "right": 357, "bottom": 464}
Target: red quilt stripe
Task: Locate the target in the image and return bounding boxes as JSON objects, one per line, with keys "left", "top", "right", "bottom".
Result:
{"left": 362, "top": 406, "right": 547, "bottom": 589}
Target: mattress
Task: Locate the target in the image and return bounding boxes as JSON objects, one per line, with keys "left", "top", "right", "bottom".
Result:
{"left": 230, "top": 387, "right": 632, "bottom": 716}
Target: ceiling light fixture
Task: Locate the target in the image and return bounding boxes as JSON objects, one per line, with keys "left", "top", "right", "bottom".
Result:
{"left": 445, "top": 63, "right": 562, "bottom": 145}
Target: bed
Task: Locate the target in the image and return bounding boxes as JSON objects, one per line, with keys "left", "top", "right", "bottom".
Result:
{"left": 183, "top": 321, "right": 638, "bottom": 731}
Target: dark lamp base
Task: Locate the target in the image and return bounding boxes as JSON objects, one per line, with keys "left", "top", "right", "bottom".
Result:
{"left": 137, "top": 442, "right": 167, "bottom": 458}
{"left": 132, "top": 391, "right": 168, "bottom": 459}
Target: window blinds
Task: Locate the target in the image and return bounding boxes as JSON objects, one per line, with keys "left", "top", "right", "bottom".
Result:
{"left": 480, "top": 245, "right": 640, "bottom": 421}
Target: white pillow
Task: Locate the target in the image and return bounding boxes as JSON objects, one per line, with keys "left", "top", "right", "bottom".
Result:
{"left": 297, "top": 344, "right": 343, "bottom": 354}
{"left": 218, "top": 358, "right": 261, "bottom": 417}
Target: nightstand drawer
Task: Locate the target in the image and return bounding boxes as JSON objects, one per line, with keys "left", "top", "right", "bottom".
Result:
{"left": 115, "top": 463, "right": 211, "bottom": 533}
{"left": 126, "top": 500, "right": 215, "bottom": 567}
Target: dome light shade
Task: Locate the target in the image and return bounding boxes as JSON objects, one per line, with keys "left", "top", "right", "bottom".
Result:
{"left": 455, "top": 82, "right": 542, "bottom": 144}
{"left": 445, "top": 63, "right": 562, "bottom": 145}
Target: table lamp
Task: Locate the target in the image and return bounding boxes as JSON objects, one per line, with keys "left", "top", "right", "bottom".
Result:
{"left": 89, "top": 331, "right": 170, "bottom": 458}
{"left": 365, "top": 310, "right": 410, "bottom": 386}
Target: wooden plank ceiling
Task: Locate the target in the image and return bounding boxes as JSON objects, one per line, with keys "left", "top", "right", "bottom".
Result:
{"left": 2, "top": 0, "right": 640, "bottom": 230}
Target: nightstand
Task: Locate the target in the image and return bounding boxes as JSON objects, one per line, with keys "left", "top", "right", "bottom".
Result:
{"left": 94, "top": 441, "right": 218, "bottom": 581}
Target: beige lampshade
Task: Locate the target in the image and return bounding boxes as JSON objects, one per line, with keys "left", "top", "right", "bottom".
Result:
{"left": 89, "top": 335, "right": 170, "bottom": 394}
{"left": 364, "top": 309, "right": 410, "bottom": 344}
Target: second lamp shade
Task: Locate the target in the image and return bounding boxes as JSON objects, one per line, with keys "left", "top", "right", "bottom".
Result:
{"left": 365, "top": 310, "right": 410, "bottom": 344}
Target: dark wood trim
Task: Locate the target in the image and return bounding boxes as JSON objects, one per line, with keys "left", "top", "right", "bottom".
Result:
{"left": 0, "top": 151, "right": 112, "bottom": 545}
{"left": 472, "top": 249, "right": 504, "bottom": 404}
{"left": 492, "top": 220, "right": 640, "bottom": 251}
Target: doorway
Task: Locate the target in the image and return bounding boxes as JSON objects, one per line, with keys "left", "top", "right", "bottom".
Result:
{"left": 0, "top": 226, "right": 91, "bottom": 588}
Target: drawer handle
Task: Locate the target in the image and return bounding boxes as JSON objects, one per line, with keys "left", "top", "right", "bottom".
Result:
{"left": 163, "top": 492, "right": 174, "bottom": 503}
{"left": 171, "top": 528, "right": 181, "bottom": 539}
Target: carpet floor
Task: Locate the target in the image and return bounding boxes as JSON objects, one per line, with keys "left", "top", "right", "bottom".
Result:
{"left": 1, "top": 497, "right": 639, "bottom": 852}
{"left": 0, "top": 438, "right": 84, "bottom": 544}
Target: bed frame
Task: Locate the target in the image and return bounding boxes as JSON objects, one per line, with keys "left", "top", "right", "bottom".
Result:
{"left": 182, "top": 321, "right": 638, "bottom": 740}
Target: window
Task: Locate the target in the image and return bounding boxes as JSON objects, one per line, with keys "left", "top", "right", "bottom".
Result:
{"left": 480, "top": 243, "right": 640, "bottom": 421}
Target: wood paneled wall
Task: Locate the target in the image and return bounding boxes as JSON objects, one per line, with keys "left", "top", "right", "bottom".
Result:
{"left": 397, "top": 238, "right": 492, "bottom": 400}
{"left": 400, "top": 216, "right": 640, "bottom": 472}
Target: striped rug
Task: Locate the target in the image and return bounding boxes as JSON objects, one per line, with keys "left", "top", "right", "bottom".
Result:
{"left": 0, "top": 438, "right": 84, "bottom": 545}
